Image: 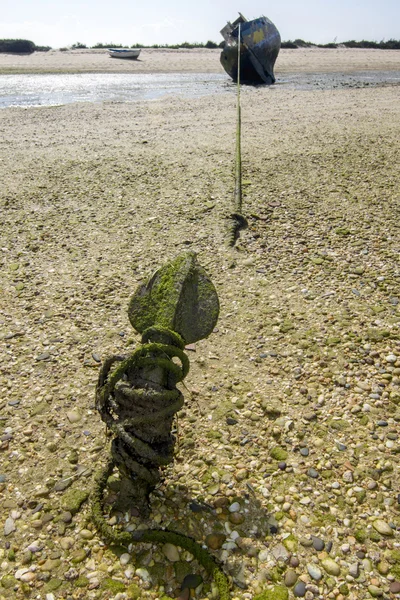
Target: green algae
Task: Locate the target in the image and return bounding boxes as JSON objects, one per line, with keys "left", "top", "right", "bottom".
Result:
{"left": 254, "top": 585, "right": 289, "bottom": 600}
{"left": 61, "top": 487, "right": 89, "bottom": 514}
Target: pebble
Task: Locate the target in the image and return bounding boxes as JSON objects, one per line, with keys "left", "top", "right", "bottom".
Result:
{"left": 162, "top": 543, "right": 180, "bottom": 562}
{"left": 342, "top": 470, "right": 354, "bottom": 483}
{"left": 372, "top": 519, "right": 393, "bottom": 536}
{"left": 135, "top": 567, "right": 150, "bottom": 582}
{"left": 311, "top": 536, "right": 325, "bottom": 551}
{"left": 307, "top": 468, "right": 319, "bottom": 479}
{"left": 284, "top": 569, "right": 298, "bottom": 587}
{"left": 307, "top": 563, "right": 323, "bottom": 581}
{"left": 229, "top": 502, "right": 240, "bottom": 512}
{"left": 389, "top": 582, "right": 400, "bottom": 594}
{"left": 205, "top": 533, "right": 226, "bottom": 550}
{"left": 368, "top": 584, "right": 383, "bottom": 597}
{"left": 300, "top": 448, "right": 309, "bottom": 456}
{"left": 349, "top": 563, "right": 359, "bottom": 578}
{"left": 4, "top": 517, "right": 15, "bottom": 536}
{"left": 321, "top": 557, "right": 341, "bottom": 576}
{"left": 66, "top": 410, "right": 82, "bottom": 423}
{"left": 294, "top": 581, "right": 307, "bottom": 597}
{"left": 119, "top": 553, "right": 131, "bottom": 565}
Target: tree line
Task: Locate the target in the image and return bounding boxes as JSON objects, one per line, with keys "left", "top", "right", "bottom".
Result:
{"left": 1, "top": 38, "right": 399, "bottom": 54}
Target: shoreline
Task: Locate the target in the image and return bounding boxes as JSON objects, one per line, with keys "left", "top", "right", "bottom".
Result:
{"left": 0, "top": 47, "right": 399, "bottom": 75}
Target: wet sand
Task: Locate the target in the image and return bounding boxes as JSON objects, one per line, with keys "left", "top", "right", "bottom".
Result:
{"left": 0, "top": 46, "right": 399, "bottom": 75}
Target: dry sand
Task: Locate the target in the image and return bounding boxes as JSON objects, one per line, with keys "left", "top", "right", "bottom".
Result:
{"left": 0, "top": 48, "right": 399, "bottom": 600}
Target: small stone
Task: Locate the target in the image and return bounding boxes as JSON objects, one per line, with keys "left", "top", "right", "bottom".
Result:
{"left": 205, "top": 533, "right": 226, "bottom": 550}
{"left": 294, "top": 581, "right": 306, "bottom": 597}
{"left": 66, "top": 410, "right": 82, "bottom": 423}
{"left": 284, "top": 569, "right": 298, "bottom": 587}
{"left": 368, "top": 585, "right": 383, "bottom": 597}
{"left": 70, "top": 549, "right": 87, "bottom": 564}
{"left": 300, "top": 448, "right": 309, "bottom": 456}
{"left": 389, "top": 582, "right": 400, "bottom": 594}
{"left": 348, "top": 563, "right": 359, "bottom": 578}
{"left": 342, "top": 470, "right": 354, "bottom": 483}
{"left": 4, "top": 517, "right": 15, "bottom": 536}
{"left": 311, "top": 536, "right": 325, "bottom": 551}
{"left": 162, "top": 543, "right": 180, "bottom": 562}
{"left": 235, "top": 468, "right": 248, "bottom": 481}
{"left": 79, "top": 529, "right": 94, "bottom": 540}
{"left": 229, "top": 512, "right": 245, "bottom": 525}
{"left": 372, "top": 519, "right": 393, "bottom": 536}
{"left": 385, "top": 354, "right": 397, "bottom": 363}
{"left": 307, "top": 468, "right": 319, "bottom": 479}
{"left": 229, "top": 502, "right": 240, "bottom": 512}
{"left": 321, "top": 558, "right": 341, "bottom": 576}
{"left": 119, "top": 553, "right": 131, "bottom": 565}
{"left": 307, "top": 563, "right": 322, "bottom": 581}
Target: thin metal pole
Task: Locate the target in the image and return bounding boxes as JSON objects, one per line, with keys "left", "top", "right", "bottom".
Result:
{"left": 234, "top": 23, "right": 242, "bottom": 214}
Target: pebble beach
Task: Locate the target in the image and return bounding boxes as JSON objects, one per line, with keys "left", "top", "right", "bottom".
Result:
{"left": 0, "top": 48, "right": 399, "bottom": 600}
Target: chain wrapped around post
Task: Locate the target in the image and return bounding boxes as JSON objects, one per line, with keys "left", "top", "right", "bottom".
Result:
{"left": 92, "top": 252, "right": 230, "bottom": 599}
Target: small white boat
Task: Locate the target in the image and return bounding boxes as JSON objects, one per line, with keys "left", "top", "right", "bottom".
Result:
{"left": 108, "top": 48, "right": 141, "bottom": 60}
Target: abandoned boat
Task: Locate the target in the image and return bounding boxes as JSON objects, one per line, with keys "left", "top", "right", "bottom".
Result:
{"left": 220, "top": 13, "right": 280, "bottom": 84}
{"left": 108, "top": 48, "right": 141, "bottom": 59}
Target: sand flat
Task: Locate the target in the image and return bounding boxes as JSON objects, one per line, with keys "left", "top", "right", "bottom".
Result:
{"left": 0, "top": 46, "right": 399, "bottom": 75}
{"left": 0, "top": 45, "right": 399, "bottom": 600}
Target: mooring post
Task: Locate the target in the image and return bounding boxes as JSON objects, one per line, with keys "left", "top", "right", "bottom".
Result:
{"left": 95, "top": 252, "right": 219, "bottom": 514}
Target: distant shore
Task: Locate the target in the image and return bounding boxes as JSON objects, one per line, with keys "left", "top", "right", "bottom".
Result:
{"left": 0, "top": 46, "right": 399, "bottom": 75}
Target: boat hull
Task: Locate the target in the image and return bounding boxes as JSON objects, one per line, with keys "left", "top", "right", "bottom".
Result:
{"left": 220, "top": 16, "right": 280, "bottom": 84}
{"left": 108, "top": 48, "right": 141, "bottom": 60}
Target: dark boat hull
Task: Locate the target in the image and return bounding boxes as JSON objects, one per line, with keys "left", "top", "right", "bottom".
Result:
{"left": 220, "top": 15, "right": 281, "bottom": 84}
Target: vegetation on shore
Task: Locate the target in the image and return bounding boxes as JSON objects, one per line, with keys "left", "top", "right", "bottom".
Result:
{"left": 1, "top": 37, "right": 399, "bottom": 54}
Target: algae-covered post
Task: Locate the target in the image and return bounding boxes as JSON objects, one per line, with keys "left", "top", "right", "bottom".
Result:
{"left": 95, "top": 252, "right": 219, "bottom": 514}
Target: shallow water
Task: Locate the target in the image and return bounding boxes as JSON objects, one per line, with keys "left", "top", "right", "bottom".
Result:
{"left": 0, "top": 70, "right": 399, "bottom": 108}
{"left": 0, "top": 73, "right": 230, "bottom": 108}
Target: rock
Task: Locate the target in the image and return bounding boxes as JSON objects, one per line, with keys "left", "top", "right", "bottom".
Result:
{"left": 311, "top": 536, "right": 325, "bottom": 551}
{"left": 119, "top": 553, "right": 131, "bottom": 565}
{"left": 162, "top": 543, "right": 180, "bottom": 562}
{"left": 348, "top": 563, "right": 359, "bottom": 578}
{"left": 66, "top": 410, "right": 82, "bottom": 423}
{"left": 389, "top": 582, "right": 400, "bottom": 594}
{"left": 271, "top": 543, "right": 290, "bottom": 562}
{"left": 181, "top": 574, "right": 203, "bottom": 590}
{"left": 229, "top": 502, "right": 240, "bottom": 512}
{"left": 70, "top": 549, "right": 87, "bottom": 564}
{"left": 79, "top": 529, "right": 94, "bottom": 540}
{"left": 229, "top": 512, "right": 245, "bottom": 525}
{"left": 235, "top": 468, "right": 248, "bottom": 481}
{"left": 372, "top": 519, "right": 394, "bottom": 536}
{"left": 294, "top": 581, "right": 306, "bottom": 597}
{"left": 342, "top": 470, "right": 354, "bottom": 483}
{"left": 284, "top": 569, "right": 298, "bottom": 587}
{"left": 205, "top": 533, "right": 226, "bottom": 550}
{"left": 41, "top": 559, "right": 61, "bottom": 572}
{"left": 307, "top": 468, "right": 319, "bottom": 479}
{"left": 307, "top": 563, "right": 322, "bottom": 581}
{"left": 321, "top": 558, "right": 341, "bottom": 576}
{"left": 4, "top": 517, "right": 15, "bottom": 536}
{"left": 368, "top": 585, "right": 383, "bottom": 597}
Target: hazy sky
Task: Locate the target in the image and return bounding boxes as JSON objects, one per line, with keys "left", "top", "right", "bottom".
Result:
{"left": 2, "top": 0, "right": 399, "bottom": 48}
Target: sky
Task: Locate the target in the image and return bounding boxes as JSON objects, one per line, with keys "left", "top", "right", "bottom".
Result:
{"left": 1, "top": 0, "right": 399, "bottom": 48}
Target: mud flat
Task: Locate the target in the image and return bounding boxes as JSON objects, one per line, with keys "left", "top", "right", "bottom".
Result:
{"left": 0, "top": 48, "right": 399, "bottom": 600}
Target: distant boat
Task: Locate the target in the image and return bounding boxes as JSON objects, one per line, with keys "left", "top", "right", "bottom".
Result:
{"left": 108, "top": 48, "right": 141, "bottom": 60}
{"left": 220, "top": 13, "right": 280, "bottom": 84}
